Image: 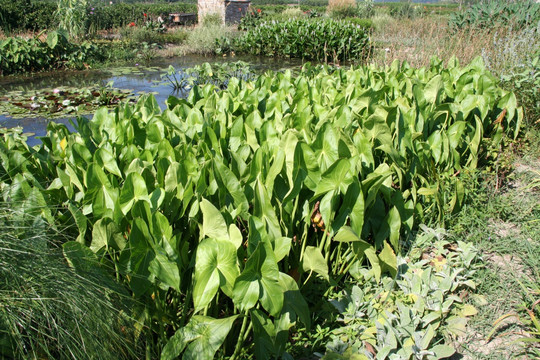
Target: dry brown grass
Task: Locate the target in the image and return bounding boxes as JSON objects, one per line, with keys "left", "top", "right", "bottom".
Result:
{"left": 369, "top": 15, "right": 539, "bottom": 78}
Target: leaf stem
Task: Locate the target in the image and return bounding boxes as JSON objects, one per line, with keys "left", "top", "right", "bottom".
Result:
{"left": 230, "top": 311, "right": 249, "bottom": 360}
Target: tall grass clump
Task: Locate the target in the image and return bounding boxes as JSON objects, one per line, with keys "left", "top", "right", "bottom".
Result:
{"left": 0, "top": 207, "right": 142, "bottom": 359}
{"left": 55, "top": 0, "right": 87, "bottom": 40}
{"left": 175, "top": 19, "right": 237, "bottom": 56}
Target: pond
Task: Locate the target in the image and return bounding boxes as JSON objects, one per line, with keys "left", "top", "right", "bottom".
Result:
{"left": 0, "top": 55, "right": 304, "bottom": 146}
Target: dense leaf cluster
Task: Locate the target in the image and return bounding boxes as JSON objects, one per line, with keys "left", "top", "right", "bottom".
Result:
{"left": 449, "top": 0, "right": 540, "bottom": 31}
{"left": 230, "top": 18, "right": 371, "bottom": 63}
{"left": 0, "top": 58, "right": 521, "bottom": 358}
{"left": 0, "top": 31, "right": 101, "bottom": 75}
{"left": 0, "top": 0, "right": 196, "bottom": 34}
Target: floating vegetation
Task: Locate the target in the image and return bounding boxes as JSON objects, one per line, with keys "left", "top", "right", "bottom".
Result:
{"left": 105, "top": 65, "right": 164, "bottom": 77}
{"left": 162, "top": 61, "right": 256, "bottom": 91}
{"left": 0, "top": 82, "right": 137, "bottom": 119}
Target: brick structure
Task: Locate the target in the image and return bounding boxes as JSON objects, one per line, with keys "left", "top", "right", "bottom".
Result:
{"left": 198, "top": 0, "right": 251, "bottom": 24}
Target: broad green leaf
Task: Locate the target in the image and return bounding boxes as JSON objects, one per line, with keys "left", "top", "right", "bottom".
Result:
{"left": 273, "top": 237, "right": 292, "bottom": 263}
{"left": 149, "top": 245, "right": 181, "bottom": 292}
{"left": 387, "top": 206, "right": 401, "bottom": 250}
{"left": 128, "top": 218, "right": 153, "bottom": 296}
{"left": 214, "top": 158, "right": 249, "bottom": 215}
{"left": 95, "top": 147, "right": 122, "bottom": 178}
{"left": 424, "top": 74, "right": 443, "bottom": 104}
{"left": 119, "top": 173, "right": 149, "bottom": 215}
{"left": 62, "top": 241, "right": 98, "bottom": 273}
{"left": 232, "top": 241, "right": 283, "bottom": 316}
{"left": 314, "top": 158, "right": 353, "bottom": 198}
{"left": 91, "top": 217, "right": 126, "bottom": 253}
{"left": 200, "top": 198, "right": 229, "bottom": 241}
{"left": 278, "top": 273, "right": 310, "bottom": 329}
{"left": 161, "top": 315, "right": 238, "bottom": 360}
{"left": 302, "top": 246, "right": 329, "bottom": 281}
{"left": 379, "top": 241, "right": 397, "bottom": 278}
{"left": 251, "top": 309, "right": 288, "bottom": 360}
{"left": 193, "top": 238, "right": 239, "bottom": 313}
{"left": 228, "top": 223, "right": 243, "bottom": 249}
{"left": 68, "top": 203, "right": 87, "bottom": 244}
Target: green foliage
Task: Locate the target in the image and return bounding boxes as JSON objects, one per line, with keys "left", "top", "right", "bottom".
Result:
{"left": 55, "top": 0, "right": 88, "bottom": 40}
{"left": 251, "top": 0, "right": 328, "bottom": 6}
{"left": 329, "top": 0, "right": 374, "bottom": 19}
{"left": 163, "top": 62, "right": 255, "bottom": 91}
{"left": 328, "top": 5, "right": 359, "bottom": 20}
{"left": 324, "top": 235, "right": 479, "bottom": 359}
{"left": 177, "top": 23, "right": 237, "bottom": 56}
{"left": 228, "top": 18, "right": 371, "bottom": 63}
{"left": 87, "top": 2, "right": 196, "bottom": 30}
{"left": 0, "top": 58, "right": 522, "bottom": 358}
{"left": 501, "top": 50, "right": 540, "bottom": 125}
{"left": 0, "top": 31, "right": 101, "bottom": 75}
{"left": 342, "top": 17, "right": 372, "bottom": 30}
{"left": 449, "top": 0, "right": 540, "bottom": 31}
{"left": 0, "top": 207, "right": 142, "bottom": 359}
{"left": 238, "top": 9, "right": 265, "bottom": 31}
{"left": 0, "top": 1, "right": 196, "bottom": 34}
{"left": 387, "top": 2, "right": 425, "bottom": 19}
{"left": 0, "top": 0, "right": 57, "bottom": 33}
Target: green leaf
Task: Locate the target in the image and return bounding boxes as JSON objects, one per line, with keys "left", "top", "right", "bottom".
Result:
{"left": 302, "top": 246, "right": 329, "bottom": 281}
{"left": 128, "top": 218, "right": 153, "bottom": 296}
{"left": 149, "top": 245, "right": 181, "bottom": 292}
{"left": 46, "top": 31, "right": 58, "bottom": 48}
{"left": 62, "top": 241, "right": 98, "bottom": 273}
{"left": 251, "top": 309, "right": 287, "bottom": 360}
{"left": 200, "top": 198, "right": 229, "bottom": 241}
{"left": 379, "top": 241, "right": 397, "bottom": 278}
{"left": 214, "top": 158, "right": 249, "bottom": 215}
{"left": 314, "top": 158, "right": 353, "bottom": 198}
{"left": 232, "top": 241, "right": 283, "bottom": 316}
{"left": 161, "top": 315, "right": 238, "bottom": 360}
{"left": 91, "top": 217, "right": 126, "bottom": 253}
{"left": 430, "top": 345, "right": 455, "bottom": 359}
{"left": 386, "top": 206, "right": 401, "bottom": 250}
{"left": 119, "top": 173, "right": 149, "bottom": 215}
{"left": 278, "top": 273, "right": 310, "bottom": 329}
{"left": 193, "top": 238, "right": 239, "bottom": 313}
{"left": 95, "top": 147, "right": 122, "bottom": 178}
{"left": 68, "top": 203, "right": 87, "bottom": 244}
{"left": 424, "top": 75, "right": 443, "bottom": 104}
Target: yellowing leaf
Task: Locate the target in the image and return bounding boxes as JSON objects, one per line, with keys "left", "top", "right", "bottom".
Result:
{"left": 60, "top": 137, "right": 67, "bottom": 151}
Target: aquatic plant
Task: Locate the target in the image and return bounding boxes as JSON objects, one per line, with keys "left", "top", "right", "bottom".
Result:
{"left": 0, "top": 58, "right": 522, "bottom": 358}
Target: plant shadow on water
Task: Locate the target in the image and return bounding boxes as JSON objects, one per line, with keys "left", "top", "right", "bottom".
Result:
{"left": 0, "top": 55, "right": 304, "bottom": 146}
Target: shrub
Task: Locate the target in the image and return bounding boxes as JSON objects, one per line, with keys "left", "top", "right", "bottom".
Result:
{"left": 501, "top": 51, "right": 540, "bottom": 126}
{"left": 449, "top": 0, "right": 540, "bottom": 31}
{"left": 229, "top": 18, "right": 371, "bottom": 63}
{"left": 342, "top": 17, "right": 373, "bottom": 30}
{"left": 328, "top": 5, "right": 358, "bottom": 19}
{"left": 177, "top": 23, "right": 237, "bottom": 56}
{"left": 0, "top": 31, "right": 102, "bottom": 75}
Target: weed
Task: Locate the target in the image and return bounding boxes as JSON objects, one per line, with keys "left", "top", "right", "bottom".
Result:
{"left": 0, "top": 206, "right": 142, "bottom": 359}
